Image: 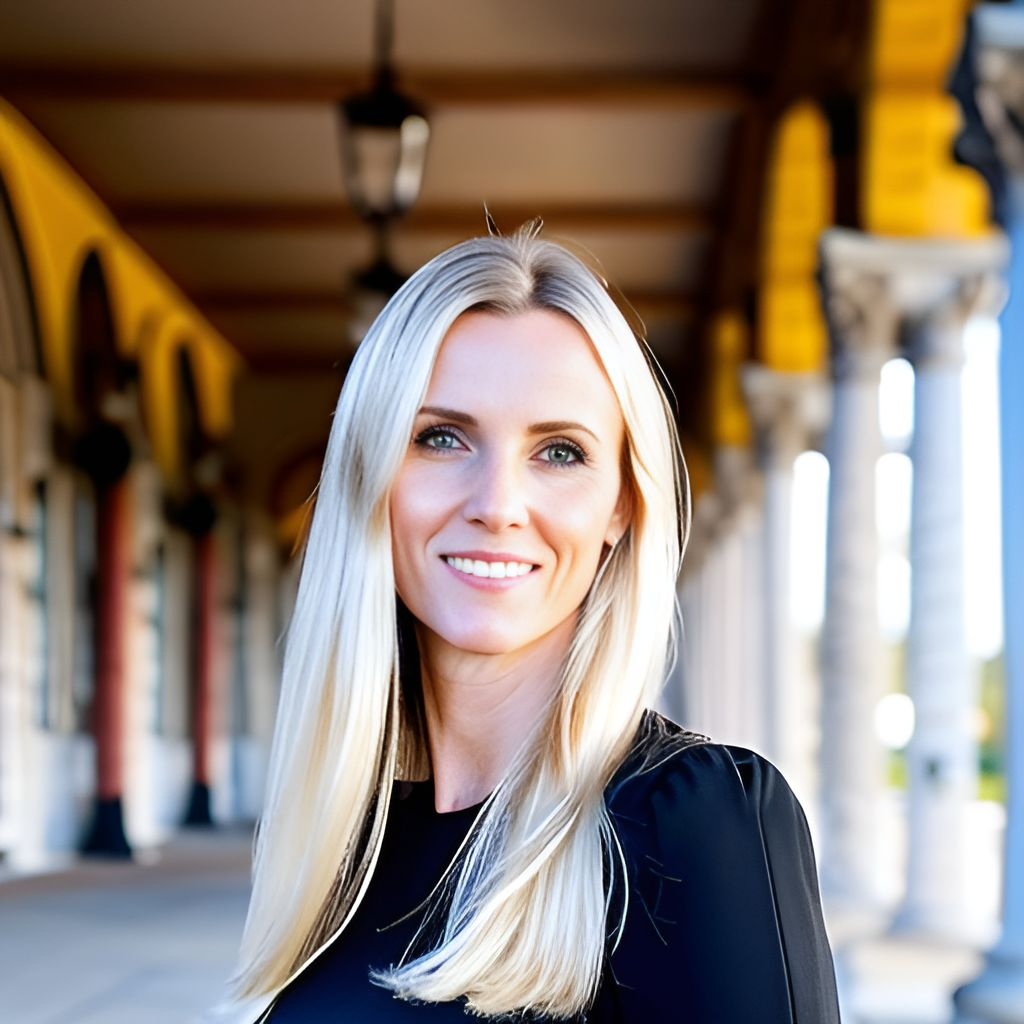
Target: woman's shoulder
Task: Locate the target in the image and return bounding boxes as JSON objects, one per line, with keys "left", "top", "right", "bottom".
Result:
{"left": 604, "top": 709, "right": 808, "bottom": 837}
{"left": 597, "top": 722, "right": 839, "bottom": 1020}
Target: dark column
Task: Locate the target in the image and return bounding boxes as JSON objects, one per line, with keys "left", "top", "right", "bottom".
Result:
{"left": 184, "top": 526, "right": 217, "bottom": 826}
{"left": 81, "top": 427, "right": 133, "bottom": 857}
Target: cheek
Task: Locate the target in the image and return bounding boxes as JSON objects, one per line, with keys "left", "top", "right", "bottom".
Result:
{"left": 543, "top": 480, "right": 621, "bottom": 567}
{"left": 389, "top": 466, "right": 449, "bottom": 582}
{"left": 389, "top": 476, "right": 423, "bottom": 579}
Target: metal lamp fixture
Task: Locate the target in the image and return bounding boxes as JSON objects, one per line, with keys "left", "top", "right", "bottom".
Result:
{"left": 347, "top": 220, "right": 409, "bottom": 344}
{"left": 337, "top": 0, "right": 430, "bottom": 223}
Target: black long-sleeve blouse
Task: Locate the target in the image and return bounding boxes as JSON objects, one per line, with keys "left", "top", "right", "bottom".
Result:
{"left": 265, "top": 712, "right": 841, "bottom": 1022}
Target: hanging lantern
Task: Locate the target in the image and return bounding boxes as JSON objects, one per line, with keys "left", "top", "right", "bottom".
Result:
{"left": 347, "top": 221, "right": 408, "bottom": 344}
{"left": 337, "top": 0, "right": 430, "bottom": 222}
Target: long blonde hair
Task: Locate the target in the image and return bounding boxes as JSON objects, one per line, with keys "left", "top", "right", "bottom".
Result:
{"left": 227, "top": 229, "right": 690, "bottom": 1019}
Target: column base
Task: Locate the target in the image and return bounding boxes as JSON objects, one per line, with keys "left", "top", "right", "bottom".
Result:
{"left": 889, "top": 903, "right": 989, "bottom": 945}
{"left": 954, "top": 954, "right": 1024, "bottom": 1023}
{"left": 183, "top": 780, "right": 215, "bottom": 827}
{"left": 80, "top": 796, "right": 133, "bottom": 858}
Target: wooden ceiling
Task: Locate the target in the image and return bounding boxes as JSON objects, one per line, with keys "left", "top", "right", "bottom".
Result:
{"left": 0, "top": 0, "right": 867, "bottom": 510}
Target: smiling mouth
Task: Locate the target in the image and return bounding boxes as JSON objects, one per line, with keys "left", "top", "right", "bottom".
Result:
{"left": 442, "top": 555, "right": 537, "bottom": 579}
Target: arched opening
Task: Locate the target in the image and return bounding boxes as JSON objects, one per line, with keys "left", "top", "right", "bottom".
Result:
{"left": 0, "top": 175, "right": 43, "bottom": 380}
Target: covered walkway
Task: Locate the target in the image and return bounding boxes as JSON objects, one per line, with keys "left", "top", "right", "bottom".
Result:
{"left": 1, "top": 0, "right": 1024, "bottom": 1020}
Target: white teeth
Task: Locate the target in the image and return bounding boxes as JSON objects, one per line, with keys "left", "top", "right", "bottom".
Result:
{"left": 444, "top": 556, "right": 534, "bottom": 579}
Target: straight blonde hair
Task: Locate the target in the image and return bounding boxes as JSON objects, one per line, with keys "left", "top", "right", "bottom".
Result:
{"left": 225, "top": 228, "right": 690, "bottom": 1019}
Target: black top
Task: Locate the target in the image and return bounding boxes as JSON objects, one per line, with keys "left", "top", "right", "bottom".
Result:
{"left": 267, "top": 712, "right": 841, "bottom": 1022}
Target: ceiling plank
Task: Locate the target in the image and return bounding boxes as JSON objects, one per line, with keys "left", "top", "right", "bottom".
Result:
{"left": 0, "top": 66, "right": 751, "bottom": 109}
{"left": 197, "top": 287, "right": 696, "bottom": 318}
{"left": 116, "top": 200, "right": 717, "bottom": 234}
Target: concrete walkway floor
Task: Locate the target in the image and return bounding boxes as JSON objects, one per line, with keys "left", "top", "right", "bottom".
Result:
{"left": 0, "top": 826, "right": 999, "bottom": 1023}
{"left": 0, "top": 826, "right": 254, "bottom": 1024}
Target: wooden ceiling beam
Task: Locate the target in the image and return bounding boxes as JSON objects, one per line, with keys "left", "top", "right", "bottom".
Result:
{"left": 0, "top": 66, "right": 750, "bottom": 109}
{"left": 197, "top": 288, "right": 696, "bottom": 318}
{"left": 116, "top": 199, "right": 717, "bottom": 234}
{"left": 239, "top": 352, "right": 350, "bottom": 375}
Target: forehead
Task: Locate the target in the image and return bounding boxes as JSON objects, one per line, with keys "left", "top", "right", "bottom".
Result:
{"left": 426, "top": 309, "right": 621, "bottom": 419}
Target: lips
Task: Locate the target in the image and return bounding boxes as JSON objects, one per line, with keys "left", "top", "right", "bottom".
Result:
{"left": 438, "top": 549, "right": 542, "bottom": 586}
{"left": 442, "top": 550, "right": 540, "bottom": 563}
{"left": 443, "top": 555, "right": 535, "bottom": 579}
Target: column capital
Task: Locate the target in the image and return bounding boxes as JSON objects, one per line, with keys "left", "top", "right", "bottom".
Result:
{"left": 976, "top": 4, "right": 1024, "bottom": 177}
{"left": 904, "top": 271, "right": 1006, "bottom": 369}
{"left": 711, "top": 443, "right": 761, "bottom": 522}
{"left": 820, "top": 228, "right": 1009, "bottom": 373}
{"left": 820, "top": 231, "right": 904, "bottom": 381}
{"left": 742, "top": 363, "right": 831, "bottom": 463}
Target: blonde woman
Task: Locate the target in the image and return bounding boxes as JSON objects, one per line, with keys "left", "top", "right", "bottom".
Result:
{"left": 215, "top": 229, "right": 841, "bottom": 1023}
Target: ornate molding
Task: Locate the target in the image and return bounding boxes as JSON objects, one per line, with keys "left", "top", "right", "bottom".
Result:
{"left": 742, "top": 363, "right": 831, "bottom": 464}
{"left": 976, "top": 5, "right": 1024, "bottom": 176}
{"left": 820, "top": 228, "right": 1009, "bottom": 375}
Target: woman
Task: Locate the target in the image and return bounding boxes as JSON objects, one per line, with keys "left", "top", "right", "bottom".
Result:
{"left": 213, "top": 227, "right": 841, "bottom": 1023}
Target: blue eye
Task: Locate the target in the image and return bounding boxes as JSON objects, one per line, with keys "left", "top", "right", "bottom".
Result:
{"left": 413, "top": 427, "right": 586, "bottom": 467}
{"left": 414, "top": 425, "right": 464, "bottom": 451}
{"left": 540, "top": 440, "right": 587, "bottom": 467}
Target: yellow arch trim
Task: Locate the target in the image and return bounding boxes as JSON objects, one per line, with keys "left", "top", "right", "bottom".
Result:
{"left": 0, "top": 99, "right": 244, "bottom": 482}
{"left": 862, "top": 0, "right": 993, "bottom": 238}
{"left": 758, "top": 101, "right": 832, "bottom": 372}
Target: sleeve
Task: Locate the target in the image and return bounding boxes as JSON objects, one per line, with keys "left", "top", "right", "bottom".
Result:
{"left": 603, "top": 742, "right": 841, "bottom": 1023}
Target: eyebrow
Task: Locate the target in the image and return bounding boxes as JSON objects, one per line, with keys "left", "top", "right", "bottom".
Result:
{"left": 417, "top": 405, "right": 601, "bottom": 443}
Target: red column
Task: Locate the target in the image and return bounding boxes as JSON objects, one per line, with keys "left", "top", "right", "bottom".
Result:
{"left": 82, "top": 474, "right": 132, "bottom": 855}
{"left": 184, "top": 528, "right": 217, "bottom": 825}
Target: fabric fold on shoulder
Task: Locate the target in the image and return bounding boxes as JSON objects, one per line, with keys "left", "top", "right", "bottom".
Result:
{"left": 601, "top": 715, "right": 841, "bottom": 1023}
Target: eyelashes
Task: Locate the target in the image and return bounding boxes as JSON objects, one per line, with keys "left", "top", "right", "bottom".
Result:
{"left": 412, "top": 424, "right": 589, "bottom": 468}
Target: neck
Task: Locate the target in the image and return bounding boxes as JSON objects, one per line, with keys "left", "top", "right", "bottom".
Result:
{"left": 416, "top": 616, "right": 575, "bottom": 813}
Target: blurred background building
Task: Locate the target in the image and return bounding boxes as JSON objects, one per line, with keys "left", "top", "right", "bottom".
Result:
{"left": 0, "top": 0, "right": 1023, "bottom": 1021}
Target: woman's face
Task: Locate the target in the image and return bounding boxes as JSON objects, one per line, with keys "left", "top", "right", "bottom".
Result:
{"left": 390, "top": 308, "right": 631, "bottom": 657}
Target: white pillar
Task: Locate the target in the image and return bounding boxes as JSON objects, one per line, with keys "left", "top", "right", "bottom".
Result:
{"left": 674, "top": 450, "right": 767, "bottom": 748}
{"left": 738, "top": 504, "right": 767, "bottom": 752}
{"left": 894, "top": 265, "right": 1006, "bottom": 939}
{"left": 673, "top": 493, "right": 718, "bottom": 732}
{"left": 699, "top": 506, "right": 729, "bottom": 741}
{"left": 817, "top": 230, "right": 900, "bottom": 912}
{"left": 955, "top": 6, "right": 1024, "bottom": 1017}
{"left": 743, "top": 366, "right": 830, "bottom": 797}
{"left": 712, "top": 444, "right": 765, "bottom": 750}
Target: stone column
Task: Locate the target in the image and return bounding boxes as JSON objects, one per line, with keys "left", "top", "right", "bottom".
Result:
{"left": 894, "top": 265, "right": 1007, "bottom": 939}
{"left": 672, "top": 449, "right": 766, "bottom": 748}
{"left": 673, "top": 494, "right": 715, "bottom": 733}
{"left": 817, "top": 229, "right": 901, "bottom": 912}
{"left": 743, "top": 365, "right": 830, "bottom": 796}
{"left": 955, "top": 6, "right": 1024, "bottom": 1016}
{"left": 711, "top": 444, "right": 765, "bottom": 751}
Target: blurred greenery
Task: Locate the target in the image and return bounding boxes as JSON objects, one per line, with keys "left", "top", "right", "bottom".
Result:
{"left": 882, "top": 651, "right": 1006, "bottom": 803}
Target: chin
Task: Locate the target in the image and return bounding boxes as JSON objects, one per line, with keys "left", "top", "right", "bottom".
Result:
{"left": 433, "top": 620, "right": 535, "bottom": 657}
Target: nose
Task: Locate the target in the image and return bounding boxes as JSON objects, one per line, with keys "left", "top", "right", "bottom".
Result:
{"left": 462, "top": 449, "right": 530, "bottom": 532}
